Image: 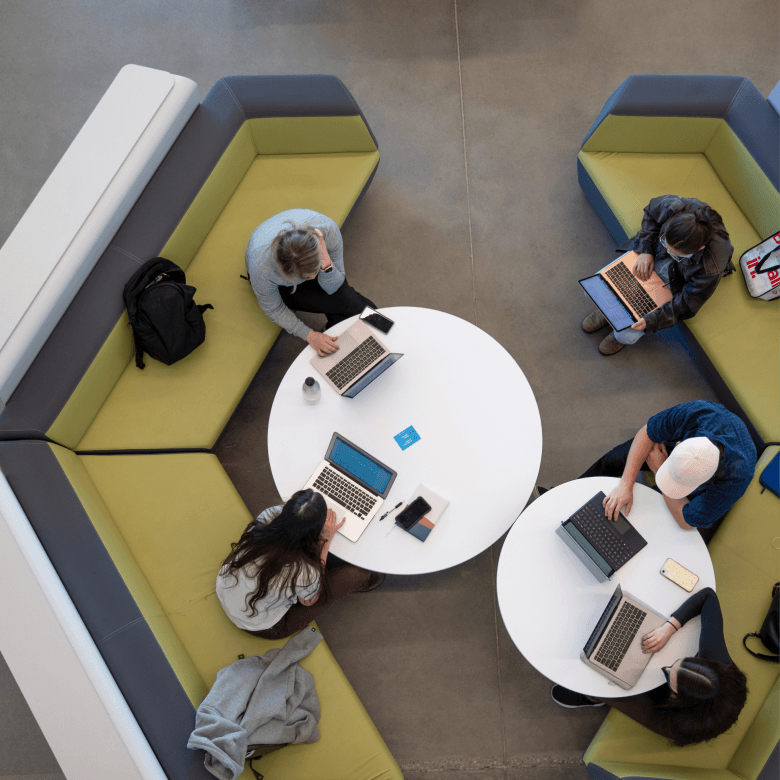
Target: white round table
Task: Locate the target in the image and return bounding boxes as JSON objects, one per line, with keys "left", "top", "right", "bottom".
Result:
{"left": 267, "top": 307, "right": 543, "bottom": 574}
{"left": 496, "top": 477, "right": 715, "bottom": 698}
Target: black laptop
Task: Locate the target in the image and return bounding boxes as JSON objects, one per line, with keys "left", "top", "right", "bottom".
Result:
{"left": 555, "top": 492, "right": 648, "bottom": 582}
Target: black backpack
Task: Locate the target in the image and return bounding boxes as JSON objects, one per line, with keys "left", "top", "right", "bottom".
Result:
{"left": 123, "top": 258, "right": 213, "bottom": 369}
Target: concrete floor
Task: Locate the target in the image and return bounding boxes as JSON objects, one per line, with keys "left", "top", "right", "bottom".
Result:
{"left": 0, "top": 1, "right": 778, "bottom": 779}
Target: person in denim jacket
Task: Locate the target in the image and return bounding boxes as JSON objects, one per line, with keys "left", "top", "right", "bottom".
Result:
{"left": 583, "top": 195, "right": 734, "bottom": 355}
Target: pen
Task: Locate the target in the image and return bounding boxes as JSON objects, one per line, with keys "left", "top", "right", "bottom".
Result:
{"left": 379, "top": 501, "right": 402, "bottom": 521}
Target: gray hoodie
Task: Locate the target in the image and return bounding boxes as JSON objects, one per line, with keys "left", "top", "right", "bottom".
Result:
{"left": 187, "top": 627, "right": 323, "bottom": 780}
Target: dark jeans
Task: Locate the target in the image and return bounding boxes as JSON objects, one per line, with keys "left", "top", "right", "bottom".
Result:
{"left": 279, "top": 278, "right": 376, "bottom": 330}
{"left": 244, "top": 557, "right": 374, "bottom": 640}
{"left": 580, "top": 438, "right": 722, "bottom": 544}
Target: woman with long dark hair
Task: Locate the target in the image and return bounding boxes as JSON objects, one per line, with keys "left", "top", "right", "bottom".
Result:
{"left": 551, "top": 588, "right": 748, "bottom": 747}
{"left": 582, "top": 195, "right": 733, "bottom": 355}
{"left": 217, "top": 489, "right": 383, "bottom": 639}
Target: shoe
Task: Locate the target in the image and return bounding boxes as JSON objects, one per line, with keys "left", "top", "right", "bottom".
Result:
{"left": 582, "top": 310, "right": 608, "bottom": 333}
{"left": 598, "top": 332, "right": 625, "bottom": 356}
{"left": 356, "top": 572, "right": 385, "bottom": 593}
{"left": 551, "top": 684, "right": 605, "bottom": 709}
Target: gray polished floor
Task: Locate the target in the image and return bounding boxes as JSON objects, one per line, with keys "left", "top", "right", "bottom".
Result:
{"left": 0, "top": 1, "right": 777, "bottom": 779}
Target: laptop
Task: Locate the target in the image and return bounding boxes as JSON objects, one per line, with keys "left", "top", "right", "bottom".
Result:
{"left": 303, "top": 432, "right": 397, "bottom": 542}
{"left": 579, "top": 251, "right": 673, "bottom": 331}
{"left": 555, "top": 492, "right": 648, "bottom": 582}
{"left": 310, "top": 318, "right": 403, "bottom": 398}
{"left": 581, "top": 584, "right": 668, "bottom": 689}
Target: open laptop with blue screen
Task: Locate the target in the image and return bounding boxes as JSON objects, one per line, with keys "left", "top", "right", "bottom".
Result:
{"left": 310, "top": 318, "right": 402, "bottom": 397}
{"left": 579, "top": 251, "right": 672, "bottom": 331}
{"left": 303, "top": 432, "right": 397, "bottom": 542}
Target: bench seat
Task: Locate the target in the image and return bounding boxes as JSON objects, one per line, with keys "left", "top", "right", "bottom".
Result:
{"left": 577, "top": 76, "right": 780, "bottom": 446}
{"left": 578, "top": 147, "right": 778, "bottom": 444}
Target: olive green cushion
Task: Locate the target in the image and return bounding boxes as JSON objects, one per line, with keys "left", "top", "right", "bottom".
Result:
{"left": 49, "top": 444, "right": 208, "bottom": 707}
{"left": 80, "top": 452, "right": 402, "bottom": 780}
{"left": 584, "top": 447, "right": 780, "bottom": 778}
{"left": 582, "top": 115, "right": 723, "bottom": 155}
{"left": 578, "top": 147, "right": 780, "bottom": 443}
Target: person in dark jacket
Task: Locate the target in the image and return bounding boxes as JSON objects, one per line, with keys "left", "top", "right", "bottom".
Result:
{"left": 582, "top": 195, "right": 733, "bottom": 355}
{"left": 551, "top": 588, "right": 748, "bottom": 748}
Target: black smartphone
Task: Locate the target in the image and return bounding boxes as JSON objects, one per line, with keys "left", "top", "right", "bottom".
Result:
{"left": 395, "top": 496, "right": 432, "bottom": 530}
{"left": 360, "top": 307, "right": 394, "bottom": 334}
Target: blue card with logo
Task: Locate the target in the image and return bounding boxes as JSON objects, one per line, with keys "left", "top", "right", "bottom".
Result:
{"left": 394, "top": 426, "right": 421, "bottom": 450}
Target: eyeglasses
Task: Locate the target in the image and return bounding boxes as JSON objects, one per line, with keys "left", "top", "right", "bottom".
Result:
{"left": 662, "top": 658, "right": 681, "bottom": 691}
{"left": 660, "top": 236, "right": 694, "bottom": 260}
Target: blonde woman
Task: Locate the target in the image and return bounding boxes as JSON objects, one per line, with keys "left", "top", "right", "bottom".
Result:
{"left": 245, "top": 209, "right": 376, "bottom": 356}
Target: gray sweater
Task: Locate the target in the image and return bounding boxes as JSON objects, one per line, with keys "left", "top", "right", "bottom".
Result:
{"left": 187, "top": 626, "right": 323, "bottom": 780}
{"left": 245, "top": 209, "right": 346, "bottom": 341}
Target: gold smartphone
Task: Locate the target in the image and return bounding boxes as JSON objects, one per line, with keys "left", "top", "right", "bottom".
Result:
{"left": 660, "top": 558, "right": 699, "bottom": 592}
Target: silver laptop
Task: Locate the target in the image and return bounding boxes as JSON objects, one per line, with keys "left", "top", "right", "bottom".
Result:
{"left": 581, "top": 584, "right": 668, "bottom": 689}
{"left": 310, "top": 318, "right": 402, "bottom": 397}
{"left": 579, "top": 251, "right": 673, "bottom": 332}
{"left": 303, "top": 432, "right": 397, "bottom": 543}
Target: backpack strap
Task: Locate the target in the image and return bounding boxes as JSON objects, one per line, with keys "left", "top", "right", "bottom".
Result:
{"left": 132, "top": 329, "right": 146, "bottom": 370}
{"left": 245, "top": 744, "right": 289, "bottom": 780}
{"left": 197, "top": 303, "right": 214, "bottom": 313}
{"left": 743, "top": 633, "right": 780, "bottom": 662}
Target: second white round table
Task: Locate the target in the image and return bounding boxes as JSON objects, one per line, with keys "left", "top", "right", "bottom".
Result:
{"left": 496, "top": 478, "right": 716, "bottom": 697}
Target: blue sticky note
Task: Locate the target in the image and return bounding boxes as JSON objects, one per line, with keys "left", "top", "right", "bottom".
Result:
{"left": 394, "top": 426, "right": 421, "bottom": 450}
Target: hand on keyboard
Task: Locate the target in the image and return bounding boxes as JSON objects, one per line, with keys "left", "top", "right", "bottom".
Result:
{"left": 603, "top": 481, "right": 634, "bottom": 520}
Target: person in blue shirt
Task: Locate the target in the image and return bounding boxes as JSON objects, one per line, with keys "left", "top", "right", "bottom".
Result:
{"left": 580, "top": 401, "right": 757, "bottom": 542}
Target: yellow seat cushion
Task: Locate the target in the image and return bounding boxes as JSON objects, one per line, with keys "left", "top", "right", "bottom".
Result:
{"left": 578, "top": 149, "right": 780, "bottom": 442}
{"left": 79, "top": 452, "right": 401, "bottom": 780}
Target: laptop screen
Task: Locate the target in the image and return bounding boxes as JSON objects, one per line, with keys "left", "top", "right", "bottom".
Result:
{"left": 342, "top": 353, "right": 402, "bottom": 398}
{"left": 330, "top": 437, "right": 395, "bottom": 495}
{"left": 580, "top": 276, "right": 634, "bottom": 331}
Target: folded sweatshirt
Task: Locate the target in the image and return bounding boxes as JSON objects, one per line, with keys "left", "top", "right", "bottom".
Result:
{"left": 188, "top": 627, "right": 323, "bottom": 780}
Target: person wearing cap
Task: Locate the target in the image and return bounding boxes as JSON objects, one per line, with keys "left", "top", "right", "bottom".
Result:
{"left": 581, "top": 400, "right": 757, "bottom": 540}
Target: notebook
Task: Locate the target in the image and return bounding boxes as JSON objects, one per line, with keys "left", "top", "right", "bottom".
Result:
{"left": 556, "top": 492, "right": 647, "bottom": 582}
{"left": 581, "top": 584, "right": 668, "bottom": 689}
{"left": 397, "top": 484, "right": 449, "bottom": 542}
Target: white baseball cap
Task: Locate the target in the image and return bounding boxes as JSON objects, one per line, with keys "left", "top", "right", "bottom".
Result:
{"left": 655, "top": 437, "right": 720, "bottom": 499}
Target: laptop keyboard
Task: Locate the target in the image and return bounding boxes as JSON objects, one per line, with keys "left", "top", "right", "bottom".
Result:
{"left": 603, "top": 262, "right": 658, "bottom": 317}
{"left": 570, "top": 502, "right": 635, "bottom": 569}
{"left": 312, "top": 467, "right": 378, "bottom": 519}
{"left": 594, "top": 601, "right": 646, "bottom": 671}
{"left": 326, "top": 336, "right": 384, "bottom": 389}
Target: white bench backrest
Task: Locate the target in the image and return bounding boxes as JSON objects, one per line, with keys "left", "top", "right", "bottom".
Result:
{"left": 0, "top": 64, "right": 199, "bottom": 406}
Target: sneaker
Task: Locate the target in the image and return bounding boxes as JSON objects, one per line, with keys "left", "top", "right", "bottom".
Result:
{"left": 598, "top": 332, "right": 625, "bottom": 356}
{"left": 355, "top": 571, "right": 385, "bottom": 593}
{"left": 551, "top": 684, "right": 605, "bottom": 709}
{"left": 582, "top": 310, "right": 608, "bottom": 333}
